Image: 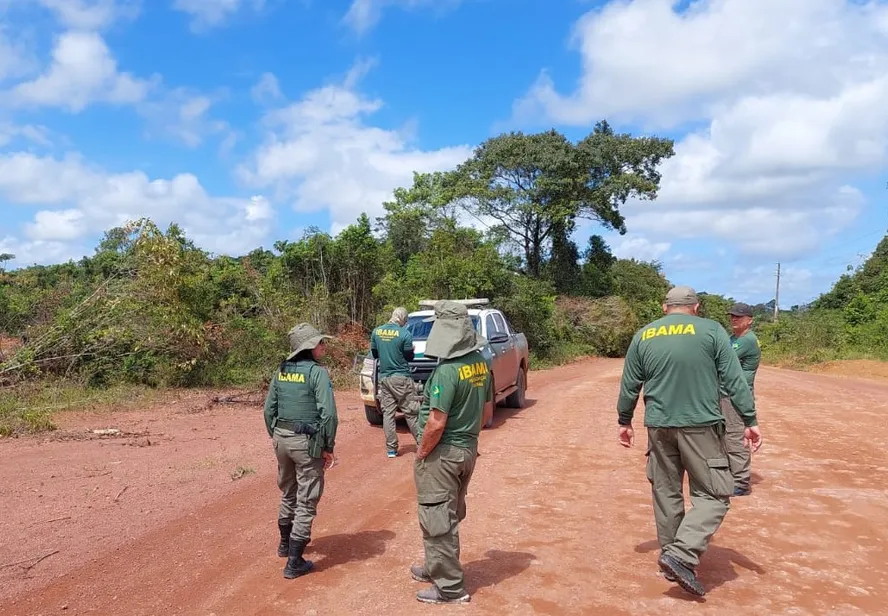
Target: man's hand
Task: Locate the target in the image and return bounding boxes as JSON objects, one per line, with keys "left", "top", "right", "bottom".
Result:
{"left": 744, "top": 426, "right": 763, "bottom": 452}
{"left": 618, "top": 425, "right": 634, "bottom": 448}
{"left": 322, "top": 451, "right": 337, "bottom": 470}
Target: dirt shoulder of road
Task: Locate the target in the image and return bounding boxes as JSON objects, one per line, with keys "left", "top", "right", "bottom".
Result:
{"left": 765, "top": 358, "right": 888, "bottom": 383}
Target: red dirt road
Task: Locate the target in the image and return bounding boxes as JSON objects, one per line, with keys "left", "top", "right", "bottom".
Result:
{"left": 2, "top": 359, "right": 887, "bottom": 615}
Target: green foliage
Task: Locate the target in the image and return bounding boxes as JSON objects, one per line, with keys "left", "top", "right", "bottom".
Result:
{"left": 442, "top": 125, "right": 674, "bottom": 277}
{"left": 609, "top": 259, "right": 671, "bottom": 325}
{"left": 497, "top": 276, "right": 557, "bottom": 354}
{"left": 697, "top": 292, "right": 734, "bottom": 330}
{"left": 760, "top": 233, "right": 888, "bottom": 365}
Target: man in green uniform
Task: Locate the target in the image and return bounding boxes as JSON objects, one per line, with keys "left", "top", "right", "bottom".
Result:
{"left": 616, "top": 286, "right": 763, "bottom": 597}
{"left": 370, "top": 307, "right": 419, "bottom": 457}
{"left": 409, "top": 300, "right": 493, "bottom": 605}
{"left": 720, "top": 302, "right": 761, "bottom": 496}
{"left": 263, "top": 323, "right": 339, "bottom": 579}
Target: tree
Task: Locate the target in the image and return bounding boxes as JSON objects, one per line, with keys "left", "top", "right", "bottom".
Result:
{"left": 579, "top": 235, "right": 616, "bottom": 297}
{"left": 544, "top": 220, "right": 582, "bottom": 294}
{"left": 610, "top": 258, "right": 671, "bottom": 324}
{"left": 445, "top": 124, "right": 674, "bottom": 278}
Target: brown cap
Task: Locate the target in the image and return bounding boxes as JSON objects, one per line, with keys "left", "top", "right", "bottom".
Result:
{"left": 664, "top": 285, "right": 699, "bottom": 306}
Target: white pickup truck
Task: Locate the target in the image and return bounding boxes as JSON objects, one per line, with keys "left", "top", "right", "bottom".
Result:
{"left": 358, "top": 299, "right": 530, "bottom": 426}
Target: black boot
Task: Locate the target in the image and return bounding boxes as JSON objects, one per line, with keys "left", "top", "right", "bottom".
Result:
{"left": 277, "top": 520, "right": 292, "bottom": 557}
{"left": 283, "top": 540, "right": 314, "bottom": 579}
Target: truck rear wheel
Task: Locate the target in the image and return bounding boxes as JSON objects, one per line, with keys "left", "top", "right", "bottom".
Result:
{"left": 505, "top": 367, "right": 527, "bottom": 408}
{"left": 364, "top": 404, "right": 383, "bottom": 426}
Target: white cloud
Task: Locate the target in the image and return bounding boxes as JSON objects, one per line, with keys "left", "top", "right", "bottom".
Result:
{"left": 515, "top": 0, "right": 888, "bottom": 128}
{"left": 9, "top": 31, "right": 157, "bottom": 112}
{"left": 173, "top": 0, "right": 265, "bottom": 31}
{"left": 137, "top": 87, "right": 232, "bottom": 147}
{"left": 0, "top": 26, "right": 37, "bottom": 83}
{"left": 32, "top": 0, "right": 141, "bottom": 30}
{"left": 609, "top": 234, "right": 671, "bottom": 262}
{"left": 0, "top": 123, "right": 52, "bottom": 147}
{"left": 511, "top": 0, "right": 888, "bottom": 261}
{"left": 251, "top": 72, "right": 282, "bottom": 105}
{"left": 24, "top": 209, "right": 88, "bottom": 241}
{"left": 0, "top": 235, "right": 82, "bottom": 267}
{"left": 0, "top": 151, "right": 276, "bottom": 264}
{"left": 342, "top": 0, "right": 463, "bottom": 35}
{"left": 237, "top": 61, "right": 473, "bottom": 233}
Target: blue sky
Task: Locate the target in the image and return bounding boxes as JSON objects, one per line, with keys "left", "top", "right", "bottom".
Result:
{"left": 1, "top": 0, "right": 887, "bottom": 308}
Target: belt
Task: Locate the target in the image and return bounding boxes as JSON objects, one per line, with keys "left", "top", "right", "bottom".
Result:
{"left": 275, "top": 419, "right": 318, "bottom": 435}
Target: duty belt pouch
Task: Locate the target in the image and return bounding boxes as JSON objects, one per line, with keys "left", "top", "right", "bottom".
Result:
{"left": 307, "top": 430, "right": 324, "bottom": 459}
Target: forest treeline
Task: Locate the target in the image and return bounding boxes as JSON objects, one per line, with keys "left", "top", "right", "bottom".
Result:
{"left": 1, "top": 123, "right": 884, "bottom": 434}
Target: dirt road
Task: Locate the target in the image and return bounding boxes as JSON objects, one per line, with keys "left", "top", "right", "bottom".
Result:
{"left": 2, "top": 359, "right": 887, "bottom": 615}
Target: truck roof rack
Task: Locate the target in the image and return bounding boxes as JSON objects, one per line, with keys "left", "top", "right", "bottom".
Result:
{"left": 417, "top": 298, "right": 490, "bottom": 309}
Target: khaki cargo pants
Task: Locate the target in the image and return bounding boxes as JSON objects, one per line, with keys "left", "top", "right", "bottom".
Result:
{"left": 646, "top": 425, "right": 733, "bottom": 568}
{"left": 273, "top": 428, "right": 326, "bottom": 543}
{"left": 719, "top": 396, "right": 751, "bottom": 492}
{"left": 378, "top": 374, "right": 419, "bottom": 451}
{"left": 414, "top": 443, "right": 477, "bottom": 599}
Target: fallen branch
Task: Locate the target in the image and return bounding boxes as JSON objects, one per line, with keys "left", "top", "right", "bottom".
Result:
{"left": 114, "top": 486, "right": 129, "bottom": 502}
{"left": 0, "top": 549, "right": 60, "bottom": 571}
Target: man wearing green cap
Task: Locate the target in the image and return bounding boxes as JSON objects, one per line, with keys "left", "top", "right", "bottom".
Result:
{"left": 409, "top": 300, "right": 493, "bottom": 605}
{"left": 263, "top": 322, "right": 339, "bottom": 580}
{"left": 720, "top": 302, "right": 761, "bottom": 496}
{"left": 370, "top": 307, "right": 420, "bottom": 457}
{"left": 616, "top": 285, "right": 763, "bottom": 597}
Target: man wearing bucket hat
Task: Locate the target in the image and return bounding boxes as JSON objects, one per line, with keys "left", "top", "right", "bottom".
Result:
{"left": 719, "top": 302, "right": 761, "bottom": 496}
{"left": 263, "top": 323, "right": 339, "bottom": 579}
{"left": 616, "top": 285, "right": 763, "bottom": 597}
{"left": 409, "top": 300, "right": 493, "bottom": 605}
{"left": 370, "top": 307, "right": 420, "bottom": 457}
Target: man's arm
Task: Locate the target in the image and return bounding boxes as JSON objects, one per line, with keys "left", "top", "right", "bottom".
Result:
{"left": 617, "top": 335, "right": 644, "bottom": 426}
{"left": 370, "top": 331, "right": 379, "bottom": 359}
{"left": 482, "top": 365, "right": 494, "bottom": 428}
{"left": 738, "top": 337, "right": 761, "bottom": 393}
{"left": 262, "top": 374, "right": 278, "bottom": 437}
{"left": 714, "top": 329, "right": 757, "bottom": 426}
{"left": 417, "top": 410, "right": 447, "bottom": 460}
{"left": 402, "top": 329, "right": 415, "bottom": 362}
{"left": 312, "top": 366, "right": 339, "bottom": 452}
{"left": 416, "top": 368, "right": 455, "bottom": 460}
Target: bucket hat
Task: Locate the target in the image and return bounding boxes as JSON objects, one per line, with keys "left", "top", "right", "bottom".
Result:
{"left": 424, "top": 300, "right": 487, "bottom": 360}
{"left": 286, "top": 323, "right": 332, "bottom": 361}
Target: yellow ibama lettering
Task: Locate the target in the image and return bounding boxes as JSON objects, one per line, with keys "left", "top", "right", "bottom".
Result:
{"left": 641, "top": 323, "right": 696, "bottom": 341}
{"left": 376, "top": 328, "right": 400, "bottom": 339}
{"left": 279, "top": 372, "right": 306, "bottom": 383}
{"left": 458, "top": 362, "right": 489, "bottom": 382}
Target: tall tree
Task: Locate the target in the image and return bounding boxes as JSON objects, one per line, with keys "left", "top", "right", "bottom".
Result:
{"left": 445, "top": 124, "right": 674, "bottom": 278}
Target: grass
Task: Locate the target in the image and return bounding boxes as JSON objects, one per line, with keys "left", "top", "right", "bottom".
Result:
{"left": 0, "top": 381, "right": 171, "bottom": 437}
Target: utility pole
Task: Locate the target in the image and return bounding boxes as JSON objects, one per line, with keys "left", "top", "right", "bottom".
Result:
{"left": 774, "top": 262, "right": 781, "bottom": 321}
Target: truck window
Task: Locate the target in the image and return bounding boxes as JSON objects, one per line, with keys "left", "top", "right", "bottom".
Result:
{"left": 493, "top": 313, "right": 508, "bottom": 335}
{"left": 407, "top": 314, "right": 481, "bottom": 341}
{"left": 485, "top": 314, "right": 504, "bottom": 338}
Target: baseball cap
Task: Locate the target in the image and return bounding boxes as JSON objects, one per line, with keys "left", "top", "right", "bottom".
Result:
{"left": 664, "top": 285, "right": 699, "bottom": 306}
{"left": 728, "top": 302, "right": 754, "bottom": 317}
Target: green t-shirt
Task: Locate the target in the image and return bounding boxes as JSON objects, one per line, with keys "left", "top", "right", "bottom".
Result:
{"left": 617, "top": 313, "right": 757, "bottom": 428}
{"left": 733, "top": 330, "right": 761, "bottom": 395}
{"left": 416, "top": 350, "right": 492, "bottom": 450}
{"left": 370, "top": 322, "right": 413, "bottom": 379}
